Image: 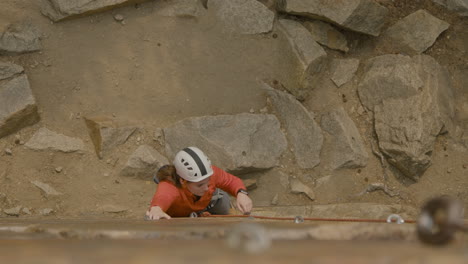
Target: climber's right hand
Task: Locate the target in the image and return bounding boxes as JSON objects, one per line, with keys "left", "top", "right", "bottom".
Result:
{"left": 145, "top": 206, "right": 171, "bottom": 220}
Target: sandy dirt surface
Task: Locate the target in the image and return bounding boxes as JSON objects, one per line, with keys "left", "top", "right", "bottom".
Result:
{"left": 0, "top": 0, "right": 467, "bottom": 220}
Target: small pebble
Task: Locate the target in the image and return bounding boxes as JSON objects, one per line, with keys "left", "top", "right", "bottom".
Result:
{"left": 114, "top": 179, "right": 120, "bottom": 184}
{"left": 103, "top": 173, "right": 110, "bottom": 177}
{"left": 447, "top": 168, "right": 452, "bottom": 174}
{"left": 5, "top": 148, "right": 12, "bottom": 155}
{"left": 114, "top": 14, "right": 124, "bottom": 22}
{"left": 55, "top": 167, "right": 63, "bottom": 173}
{"left": 463, "top": 164, "right": 467, "bottom": 169}
{"left": 249, "top": 108, "right": 255, "bottom": 113}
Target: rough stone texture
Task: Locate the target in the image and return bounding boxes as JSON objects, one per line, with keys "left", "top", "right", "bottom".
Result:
{"left": 302, "top": 20, "right": 349, "bottom": 52}
{"left": 253, "top": 203, "right": 418, "bottom": 219}
{"left": 101, "top": 204, "right": 129, "bottom": 213}
{"left": 248, "top": 170, "right": 303, "bottom": 206}
{"left": 31, "top": 181, "right": 62, "bottom": 196}
{"left": 164, "top": 113, "right": 287, "bottom": 173}
{"left": 432, "top": 0, "right": 468, "bottom": 16}
{"left": 25, "top": 127, "right": 85, "bottom": 153}
{"left": 41, "top": 0, "right": 151, "bottom": 22}
{"left": 383, "top": 10, "right": 450, "bottom": 54}
{"left": 0, "top": 62, "right": 24, "bottom": 80}
{"left": 209, "top": 0, "right": 275, "bottom": 34}
{"left": 0, "top": 75, "right": 40, "bottom": 139}
{"left": 3, "top": 206, "right": 21, "bottom": 216}
{"left": 243, "top": 179, "right": 258, "bottom": 190}
{"left": 263, "top": 83, "right": 323, "bottom": 169}
{"left": 290, "top": 178, "right": 315, "bottom": 200}
{"left": 358, "top": 54, "right": 422, "bottom": 110}
{"left": 278, "top": 19, "right": 327, "bottom": 91}
{"left": 84, "top": 116, "right": 137, "bottom": 159}
{"left": 329, "top": 58, "right": 360, "bottom": 87}
{"left": 39, "top": 208, "right": 54, "bottom": 216}
{"left": 359, "top": 54, "right": 455, "bottom": 180}
{"left": 153, "top": 128, "right": 164, "bottom": 145}
{"left": 281, "top": 0, "right": 389, "bottom": 36}
{"left": 120, "top": 145, "right": 169, "bottom": 179}
{"left": 321, "top": 107, "right": 368, "bottom": 169}
{"left": 0, "top": 22, "right": 41, "bottom": 55}
{"left": 154, "top": 0, "right": 203, "bottom": 18}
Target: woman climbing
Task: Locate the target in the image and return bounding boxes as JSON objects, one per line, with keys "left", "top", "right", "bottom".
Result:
{"left": 145, "top": 146, "right": 252, "bottom": 220}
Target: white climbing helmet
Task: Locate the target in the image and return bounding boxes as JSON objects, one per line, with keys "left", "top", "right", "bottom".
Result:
{"left": 173, "top": 147, "right": 214, "bottom": 182}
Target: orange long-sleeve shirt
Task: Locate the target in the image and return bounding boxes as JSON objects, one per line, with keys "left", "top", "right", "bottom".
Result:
{"left": 150, "top": 165, "right": 246, "bottom": 217}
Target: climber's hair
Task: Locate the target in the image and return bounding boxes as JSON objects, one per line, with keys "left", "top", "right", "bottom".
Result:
{"left": 156, "top": 165, "right": 182, "bottom": 188}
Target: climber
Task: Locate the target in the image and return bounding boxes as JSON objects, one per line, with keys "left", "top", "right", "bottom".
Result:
{"left": 145, "top": 146, "right": 252, "bottom": 220}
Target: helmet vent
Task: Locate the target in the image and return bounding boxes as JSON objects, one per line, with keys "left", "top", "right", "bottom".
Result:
{"left": 188, "top": 167, "right": 193, "bottom": 170}
{"left": 184, "top": 162, "right": 189, "bottom": 166}
{"left": 194, "top": 173, "right": 198, "bottom": 176}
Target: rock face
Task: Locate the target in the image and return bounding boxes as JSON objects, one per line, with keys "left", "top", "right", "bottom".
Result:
{"left": 25, "top": 127, "right": 85, "bottom": 153}
{"left": 432, "top": 0, "right": 468, "bottom": 17}
{"left": 31, "top": 181, "right": 62, "bottom": 196}
{"left": 383, "top": 10, "right": 450, "bottom": 54}
{"left": 302, "top": 20, "right": 349, "bottom": 52}
{"left": 154, "top": 0, "right": 203, "bottom": 18}
{"left": 0, "top": 74, "right": 40, "bottom": 139}
{"left": 263, "top": 83, "right": 323, "bottom": 169}
{"left": 278, "top": 19, "right": 327, "bottom": 99}
{"left": 321, "top": 107, "right": 368, "bottom": 169}
{"left": 0, "top": 62, "right": 24, "bottom": 80}
{"left": 290, "top": 178, "right": 315, "bottom": 200}
{"left": 41, "top": 0, "right": 151, "bottom": 22}
{"left": 121, "top": 145, "right": 169, "bottom": 179}
{"left": 164, "top": 113, "right": 287, "bottom": 173}
{"left": 329, "top": 58, "right": 360, "bottom": 87}
{"left": 84, "top": 116, "right": 137, "bottom": 159}
{"left": 4, "top": 206, "right": 21, "bottom": 216}
{"left": 358, "top": 54, "right": 455, "bottom": 180}
{"left": 0, "top": 22, "right": 41, "bottom": 55}
{"left": 209, "top": 0, "right": 275, "bottom": 34}
{"left": 280, "top": 0, "right": 389, "bottom": 36}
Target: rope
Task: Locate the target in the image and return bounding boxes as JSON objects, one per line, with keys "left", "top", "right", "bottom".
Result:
{"left": 206, "top": 214, "right": 417, "bottom": 224}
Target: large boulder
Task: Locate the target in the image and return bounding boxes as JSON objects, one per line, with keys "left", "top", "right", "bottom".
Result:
{"left": 209, "top": 0, "right": 275, "bottom": 34}
{"left": 164, "top": 113, "right": 287, "bottom": 173}
{"left": 25, "top": 127, "right": 85, "bottom": 153}
{"left": 263, "top": 82, "right": 323, "bottom": 169}
{"left": 383, "top": 10, "right": 449, "bottom": 54}
{"left": 0, "top": 22, "right": 41, "bottom": 55}
{"left": 302, "top": 20, "right": 349, "bottom": 52}
{"left": 84, "top": 116, "right": 137, "bottom": 159}
{"left": 358, "top": 54, "right": 422, "bottom": 110}
{"left": 0, "top": 62, "right": 24, "bottom": 80}
{"left": 280, "top": 0, "right": 389, "bottom": 36}
{"left": 0, "top": 74, "right": 40, "bottom": 139}
{"left": 278, "top": 19, "right": 327, "bottom": 99}
{"left": 432, "top": 0, "right": 468, "bottom": 17}
{"left": 358, "top": 54, "right": 455, "bottom": 180}
{"left": 154, "top": 0, "right": 203, "bottom": 18}
{"left": 329, "top": 58, "right": 360, "bottom": 87}
{"left": 321, "top": 107, "right": 368, "bottom": 169}
{"left": 121, "top": 145, "right": 169, "bottom": 179}
{"left": 41, "top": 0, "right": 151, "bottom": 22}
